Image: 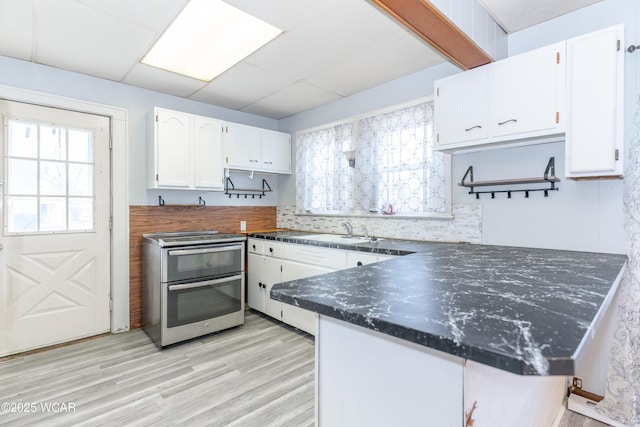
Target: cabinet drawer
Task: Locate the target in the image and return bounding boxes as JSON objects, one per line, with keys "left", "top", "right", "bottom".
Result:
{"left": 346, "top": 251, "right": 379, "bottom": 268}
{"left": 264, "top": 241, "right": 282, "bottom": 258}
{"left": 248, "top": 238, "right": 263, "bottom": 255}
{"left": 282, "top": 244, "right": 346, "bottom": 269}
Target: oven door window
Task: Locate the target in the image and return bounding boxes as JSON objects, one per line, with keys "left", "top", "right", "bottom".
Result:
{"left": 166, "top": 275, "right": 242, "bottom": 328}
{"left": 166, "top": 244, "right": 242, "bottom": 283}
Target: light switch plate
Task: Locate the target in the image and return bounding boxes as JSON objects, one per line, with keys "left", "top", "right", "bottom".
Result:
{"left": 240, "top": 221, "right": 246, "bottom": 231}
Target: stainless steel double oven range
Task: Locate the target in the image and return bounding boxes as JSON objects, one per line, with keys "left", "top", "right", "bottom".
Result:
{"left": 142, "top": 231, "right": 246, "bottom": 347}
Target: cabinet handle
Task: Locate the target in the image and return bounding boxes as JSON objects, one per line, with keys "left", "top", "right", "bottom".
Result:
{"left": 252, "top": 244, "right": 256, "bottom": 250}
{"left": 497, "top": 119, "right": 518, "bottom": 126}
{"left": 269, "top": 247, "right": 274, "bottom": 253}
{"left": 249, "top": 159, "right": 259, "bottom": 163}
{"left": 357, "top": 261, "right": 363, "bottom": 267}
{"left": 465, "top": 125, "right": 482, "bottom": 132}
{"left": 264, "top": 161, "right": 273, "bottom": 164}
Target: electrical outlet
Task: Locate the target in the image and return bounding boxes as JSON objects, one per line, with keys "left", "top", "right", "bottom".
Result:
{"left": 240, "top": 221, "right": 246, "bottom": 231}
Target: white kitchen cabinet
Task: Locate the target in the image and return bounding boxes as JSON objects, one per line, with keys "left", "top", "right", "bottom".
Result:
{"left": 565, "top": 24, "right": 624, "bottom": 179}
{"left": 434, "top": 41, "right": 565, "bottom": 151}
{"left": 247, "top": 252, "right": 266, "bottom": 312}
{"left": 261, "top": 128, "right": 292, "bottom": 173}
{"left": 223, "top": 122, "right": 291, "bottom": 174}
{"left": 346, "top": 251, "right": 397, "bottom": 268}
{"left": 489, "top": 42, "right": 565, "bottom": 140}
{"left": 434, "top": 66, "right": 489, "bottom": 148}
{"left": 247, "top": 239, "right": 283, "bottom": 319}
{"left": 280, "top": 259, "right": 335, "bottom": 334}
{"left": 147, "top": 107, "right": 223, "bottom": 190}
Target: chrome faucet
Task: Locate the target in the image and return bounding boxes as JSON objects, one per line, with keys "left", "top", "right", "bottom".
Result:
{"left": 362, "top": 226, "right": 369, "bottom": 239}
{"left": 341, "top": 221, "right": 353, "bottom": 237}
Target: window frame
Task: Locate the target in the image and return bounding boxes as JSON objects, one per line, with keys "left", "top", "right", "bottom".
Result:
{"left": 295, "top": 96, "right": 452, "bottom": 219}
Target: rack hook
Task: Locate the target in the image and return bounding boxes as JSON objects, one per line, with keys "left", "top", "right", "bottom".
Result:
{"left": 198, "top": 196, "right": 206, "bottom": 206}
{"left": 507, "top": 191, "right": 511, "bottom": 199}
{"left": 158, "top": 195, "right": 165, "bottom": 206}
{"left": 525, "top": 190, "right": 529, "bottom": 198}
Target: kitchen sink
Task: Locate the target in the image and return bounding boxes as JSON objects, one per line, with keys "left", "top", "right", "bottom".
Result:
{"left": 292, "top": 234, "right": 380, "bottom": 245}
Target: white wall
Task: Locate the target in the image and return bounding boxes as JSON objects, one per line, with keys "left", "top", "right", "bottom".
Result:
{"left": 0, "top": 55, "right": 281, "bottom": 207}
{"left": 278, "top": 0, "right": 639, "bottom": 254}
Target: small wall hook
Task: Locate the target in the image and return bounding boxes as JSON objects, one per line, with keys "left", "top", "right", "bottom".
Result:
{"left": 627, "top": 45, "right": 640, "bottom": 53}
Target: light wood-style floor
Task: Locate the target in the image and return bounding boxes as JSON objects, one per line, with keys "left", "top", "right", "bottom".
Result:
{"left": 0, "top": 311, "right": 314, "bottom": 427}
{"left": 0, "top": 310, "right": 608, "bottom": 427}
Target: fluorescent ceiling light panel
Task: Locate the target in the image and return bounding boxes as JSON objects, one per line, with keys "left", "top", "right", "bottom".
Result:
{"left": 141, "top": 0, "right": 282, "bottom": 81}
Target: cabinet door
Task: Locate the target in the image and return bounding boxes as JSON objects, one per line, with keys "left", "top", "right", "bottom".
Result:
{"left": 490, "top": 42, "right": 564, "bottom": 139}
{"left": 247, "top": 253, "right": 266, "bottom": 312}
{"left": 566, "top": 25, "right": 624, "bottom": 178}
{"left": 260, "top": 129, "right": 291, "bottom": 174}
{"left": 263, "top": 256, "right": 282, "bottom": 320}
{"left": 223, "top": 122, "right": 261, "bottom": 170}
{"left": 281, "top": 259, "right": 334, "bottom": 335}
{"left": 434, "top": 66, "right": 489, "bottom": 148}
{"left": 193, "top": 116, "right": 223, "bottom": 190}
{"left": 155, "top": 109, "right": 191, "bottom": 187}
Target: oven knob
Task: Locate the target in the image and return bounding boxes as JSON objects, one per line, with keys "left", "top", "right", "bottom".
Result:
{"left": 269, "top": 247, "right": 274, "bottom": 253}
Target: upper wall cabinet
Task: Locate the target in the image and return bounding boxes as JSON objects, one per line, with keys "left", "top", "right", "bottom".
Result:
{"left": 434, "top": 66, "right": 489, "bottom": 146}
{"left": 147, "top": 107, "right": 224, "bottom": 191}
{"left": 223, "top": 122, "right": 291, "bottom": 174}
{"left": 489, "top": 42, "right": 565, "bottom": 140}
{"left": 565, "top": 25, "right": 624, "bottom": 179}
{"left": 435, "top": 42, "right": 565, "bottom": 151}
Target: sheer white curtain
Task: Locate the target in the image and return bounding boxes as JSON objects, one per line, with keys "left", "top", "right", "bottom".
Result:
{"left": 355, "top": 101, "right": 446, "bottom": 214}
{"left": 295, "top": 123, "right": 353, "bottom": 212}
{"left": 596, "top": 93, "right": 640, "bottom": 426}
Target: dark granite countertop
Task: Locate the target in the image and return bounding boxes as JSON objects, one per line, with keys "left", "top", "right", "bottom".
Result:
{"left": 251, "top": 231, "right": 627, "bottom": 376}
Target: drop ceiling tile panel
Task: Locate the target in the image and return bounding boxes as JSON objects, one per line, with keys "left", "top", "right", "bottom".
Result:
{"left": 224, "top": 0, "right": 328, "bottom": 31}
{"left": 306, "top": 33, "right": 446, "bottom": 97}
{"left": 245, "top": 0, "right": 403, "bottom": 80}
{"left": 190, "top": 63, "right": 296, "bottom": 110}
{"left": 123, "top": 64, "right": 208, "bottom": 97}
{"left": 241, "top": 82, "right": 341, "bottom": 119}
{"left": 0, "top": 0, "right": 34, "bottom": 60}
{"left": 35, "top": 0, "right": 157, "bottom": 81}
{"left": 78, "top": 0, "right": 189, "bottom": 32}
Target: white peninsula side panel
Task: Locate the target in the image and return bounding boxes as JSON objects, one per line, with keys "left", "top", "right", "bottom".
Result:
{"left": 316, "top": 316, "right": 464, "bottom": 427}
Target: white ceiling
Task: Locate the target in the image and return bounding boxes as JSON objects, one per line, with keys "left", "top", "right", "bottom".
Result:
{"left": 0, "top": 0, "right": 601, "bottom": 120}
{"left": 480, "top": 0, "right": 602, "bottom": 33}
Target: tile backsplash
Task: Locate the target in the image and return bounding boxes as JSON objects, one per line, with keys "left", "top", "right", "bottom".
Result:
{"left": 276, "top": 204, "right": 481, "bottom": 243}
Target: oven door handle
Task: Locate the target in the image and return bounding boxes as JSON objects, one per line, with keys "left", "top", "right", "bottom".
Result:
{"left": 168, "top": 274, "right": 243, "bottom": 291}
{"left": 168, "top": 245, "right": 243, "bottom": 256}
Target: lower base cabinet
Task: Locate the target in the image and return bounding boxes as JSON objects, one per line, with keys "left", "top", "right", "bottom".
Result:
{"left": 248, "top": 238, "right": 395, "bottom": 335}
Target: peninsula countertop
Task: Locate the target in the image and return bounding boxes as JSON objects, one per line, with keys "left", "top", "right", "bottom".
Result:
{"left": 249, "top": 231, "right": 627, "bottom": 376}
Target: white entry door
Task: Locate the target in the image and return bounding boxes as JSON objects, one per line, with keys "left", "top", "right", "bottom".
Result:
{"left": 0, "top": 100, "right": 111, "bottom": 357}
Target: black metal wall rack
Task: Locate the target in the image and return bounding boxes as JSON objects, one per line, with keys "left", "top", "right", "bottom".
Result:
{"left": 225, "top": 177, "right": 272, "bottom": 199}
{"left": 459, "top": 157, "right": 560, "bottom": 199}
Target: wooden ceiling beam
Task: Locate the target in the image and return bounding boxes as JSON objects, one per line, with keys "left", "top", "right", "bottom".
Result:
{"left": 370, "top": 0, "right": 493, "bottom": 70}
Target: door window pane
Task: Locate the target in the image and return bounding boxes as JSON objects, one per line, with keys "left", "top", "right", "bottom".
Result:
{"left": 69, "top": 198, "right": 93, "bottom": 230}
{"left": 5, "top": 119, "right": 95, "bottom": 234}
{"left": 40, "top": 161, "right": 67, "bottom": 195}
{"left": 40, "top": 197, "right": 67, "bottom": 231}
{"left": 68, "top": 129, "right": 93, "bottom": 162}
{"left": 8, "top": 121, "right": 37, "bottom": 158}
{"left": 40, "top": 126, "right": 67, "bottom": 160}
{"left": 69, "top": 163, "right": 93, "bottom": 196}
{"left": 7, "top": 197, "right": 37, "bottom": 232}
{"left": 8, "top": 159, "right": 38, "bottom": 195}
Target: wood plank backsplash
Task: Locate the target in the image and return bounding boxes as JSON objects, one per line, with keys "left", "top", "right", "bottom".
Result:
{"left": 129, "top": 205, "right": 277, "bottom": 329}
